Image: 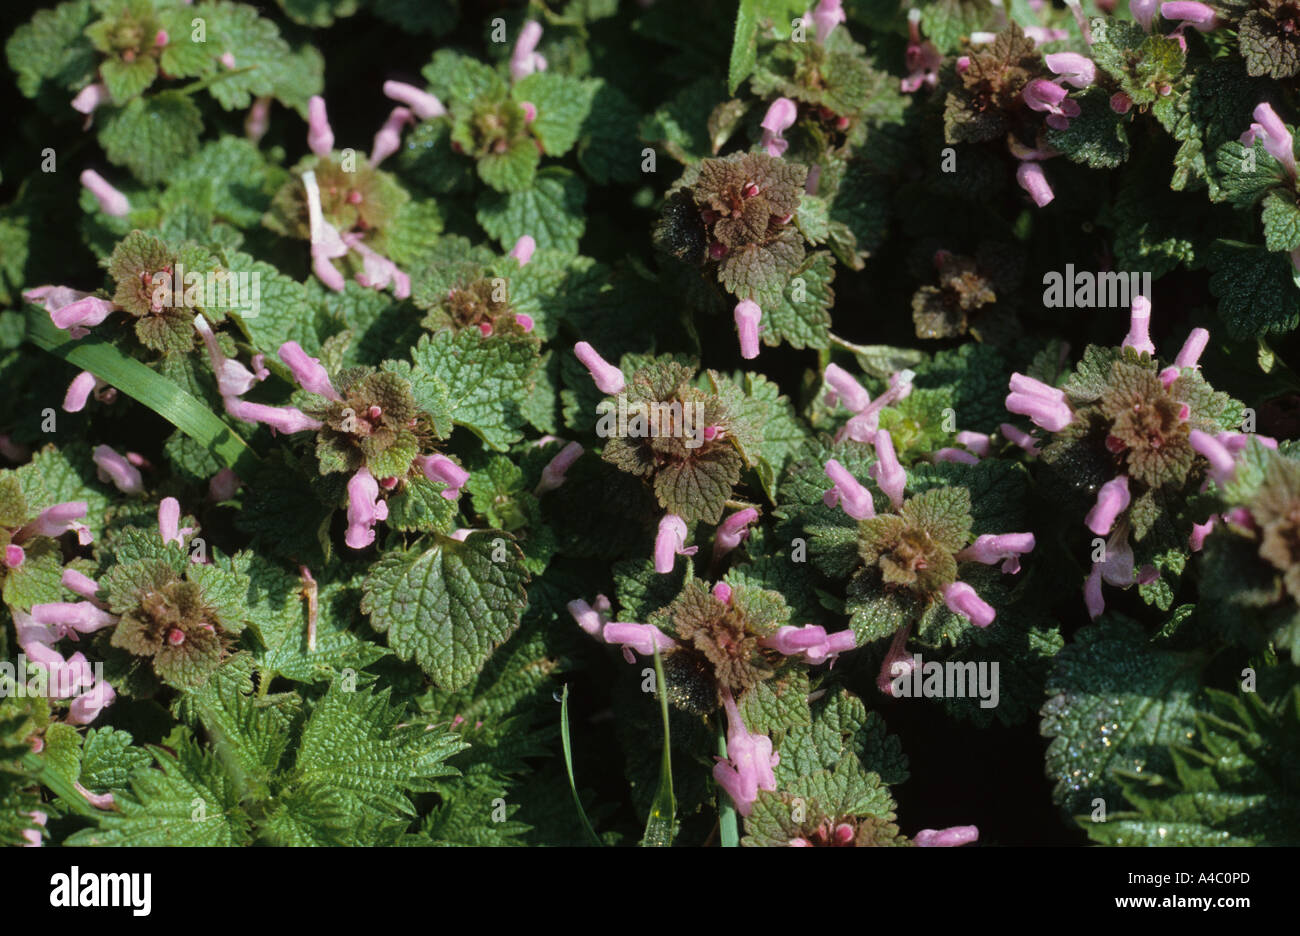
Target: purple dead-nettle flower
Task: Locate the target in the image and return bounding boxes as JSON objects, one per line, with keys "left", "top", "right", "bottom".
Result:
{"left": 942, "top": 580, "right": 996, "bottom": 627}
{"left": 734, "top": 300, "right": 763, "bottom": 359}
{"left": 1189, "top": 516, "right": 1217, "bottom": 552}
{"left": 824, "top": 363, "right": 872, "bottom": 413}
{"left": 29, "top": 601, "right": 118, "bottom": 638}
{"left": 279, "top": 341, "right": 342, "bottom": 401}
{"left": 209, "top": 468, "right": 241, "bottom": 502}
{"left": 25, "top": 286, "right": 115, "bottom": 338}
{"left": 1085, "top": 475, "right": 1132, "bottom": 536}
{"left": 92, "top": 445, "right": 143, "bottom": 494}
{"left": 1159, "top": 327, "right": 1210, "bottom": 386}
{"left": 824, "top": 459, "right": 876, "bottom": 520}
{"left": 535, "top": 441, "right": 584, "bottom": 495}
{"left": 809, "top": 0, "right": 846, "bottom": 45}
{"left": 61, "top": 569, "right": 104, "bottom": 604}
{"left": 712, "top": 581, "right": 733, "bottom": 603}
{"left": 573, "top": 341, "right": 626, "bottom": 394}
{"left": 902, "top": 9, "right": 942, "bottom": 93}
{"left": 509, "top": 235, "right": 537, "bottom": 266}
{"left": 712, "top": 687, "right": 779, "bottom": 816}
{"left": 760, "top": 98, "right": 798, "bottom": 158}
{"left": 382, "top": 80, "right": 446, "bottom": 120}
{"left": 80, "top": 169, "right": 129, "bottom": 217}
{"left": 601, "top": 621, "right": 677, "bottom": 663}
{"left": 1240, "top": 103, "right": 1296, "bottom": 178}
{"left": 838, "top": 369, "right": 915, "bottom": 443}
{"left": 62, "top": 371, "right": 116, "bottom": 413}
{"left": 1189, "top": 429, "right": 1236, "bottom": 484}
{"left": 511, "top": 21, "right": 547, "bottom": 81}
{"left": 877, "top": 623, "right": 915, "bottom": 695}
{"left": 71, "top": 81, "right": 106, "bottom": 118}
{"left": 957, "top": 532, "right": 1037, "bottom": 574}
{"left": 1024, "top": 79, "right": 1081, "bottom": 131}
{"left": 1122, "top": 296, "right": 1156, "bottom": 357}
{"left": 17, "top": 501, "right": 92, "bottom": 546}
{"left": 1006, "top": 373, "right": 1073, "bottom": 432}
{"left": 1084, "top": 527, "right": 1136, "bottom": 618}
{"left": 4, "top": 545, "right": 23, "bottom": 568}
{"left": 418, "top": 453, "right": 470, "bottom": 500}
{"left": 302, "top": 169, "right": 349, "bottom": 292}
{"left": 870, "top": 430, "right": 907, "bottom": 510}
{"left": 370, "top": 106, "right": 413, "bottom": 167}
{"left": 68, "top": 679, "right": 116, "bottom": 726}
{"left": 343, "top": 232, "right": 411, "bottom": 299}
{"left": 225, "top": 397, "right": 323, "bottom": 435}
{"left": 246, "top": 96, "right": 271, "bottom": 143}
{"left": 1044, "top": 52, "right": 1096, "bottom": 88}
{"left": 568, "top": 594, "right": 612, "bottom": 637}
{"left": 655, "top": 513, "right": 699, "bottom": 573}
{"left": 1000, "top": 421, "right": 1042, "bottom": 455}
{"left": 1161, "top": 1, "right": 1220, "bottom": 31}
{"left": 762, "top": 623, "right": 856, "bottom": 666}
{"left": 345, "top": 466, "right": 388, "bottom": 549}
{"left": 933, "top": 447, "right": 979, "bottom": 465}
{"left": 713, "top": 507, "right": 759, "bottom": 562}
{"left": 1218, "top": 431, "right": 1278, "bottom": 454}
{"left": 957, "top": 431, "right": 992, "bottom": 456}
{"left": 915, "top": 825, "right": 979, "bottom": 847}
{"left": 1131, "top": 0, "right": 1160, "bottom": 29}
{"left": 193, "top": 315, "right": 261, "bottom": 398}
{"left": 1015, "top": 159, "right": 1054, "bottom": 207}
{"left": 307, "top": 95, "right": 335, "bottom": 156}
{"left": 22, "top": 811, "right": 47, "bottom": 847}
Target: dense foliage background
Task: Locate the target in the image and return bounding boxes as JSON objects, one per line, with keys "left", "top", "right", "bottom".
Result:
{"left": 1, "top": 0, "right": 1297, "bottom": 846}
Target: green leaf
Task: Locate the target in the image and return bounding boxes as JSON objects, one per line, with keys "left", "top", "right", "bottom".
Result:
{"left": 728, "top": 0, "right": 761, "bottom": 95}
{"left": 1045, "top": 89, "right": 1130, "bottom": 169}
{"left": 360, "top": 533, "right": 531, "bottom": 690}
{"left": 641, "top": 647, "right": 678, "bottom": 846}
{"left": 1207, "top": 239, "right": 1300, "bottom": 339}
{"left": 99, "top": 91, "right": 204, "bottom": 185}
{"left": 514, "top": 73, "right": 597, "bottom": 157}
{"left": 476, "top": 167, "right": 586, "bottom": 253}
{"left": 1262, "top": 191, "right": 1300, "bottom": 253}
{"left": 4, "top": 0, "right": 97, "bottom": 100}
{"left": 560, "top": 683, "right": 604, "bottom": 846}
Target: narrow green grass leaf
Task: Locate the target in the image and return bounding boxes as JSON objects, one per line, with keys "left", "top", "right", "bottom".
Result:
{"left": 560, "top": 683, "right": 603, "bottom": 847}
{"left": 640, "top": 647, "right": 677, "bottom": 846}
{"left": 717, "top": 717, "right": 739, "bottom": 846}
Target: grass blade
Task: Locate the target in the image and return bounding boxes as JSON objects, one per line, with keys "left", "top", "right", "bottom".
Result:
{"left": 640, "top": 647, "right": 677, "bottom": 846}
{"left": 717, "top": 717, "right": 739, "bottom": 847}
{"left": 559, "top": 683, "right": 603, "bottom": 847}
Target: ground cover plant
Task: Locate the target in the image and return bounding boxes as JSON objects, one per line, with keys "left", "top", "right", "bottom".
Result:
{"left": 1, "top": 0, "right": 1298, "bottom": 848}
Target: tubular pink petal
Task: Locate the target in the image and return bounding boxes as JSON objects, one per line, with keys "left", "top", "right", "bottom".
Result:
{"left": 933, "top": 447, "right": 979, "bottom": 465}
{"left": 1044, "top": 52, "right": 1096, "bottom": 88}
{"left": 193, "top": 315, "right": 259, "bottom": 397}
{"left": 573, "top": 341, "right": 625, "bottom": 394}
{"left": 61, "top": 569, "right": 101, "bottom": 603}
{"left": 1084, "top": 562, "right": 1105, "bottom": 619}
{"left": 1190, "top": 429, "right": 1236, "bottom": 484}
{"left": 345, "top": 467, "right": 388, "bottom": 549}
{"left": 4, "top": 545, "right": 24, "bottom": 568}
{"left": 1000, "top": 422, "right": 1041, "bottom": 455}
{"left": 30, "top": 601, "right": 117, "bottom": 635}
{"left": 1122, "top": 296, "right": 1156, "bottom": 356}
{"left": 419, "top": 454, "right": 469, "bottom": 500}
{"left": 511, "top": 21, "right": 546, "bottom": 80}
{"left": 92, "top": 445, "right": 143, "bottom": 494}
{"left": 223, "top": 397, "right": 323, "bottom": 435}
{"left": 1174, "top": 327, "right": 1211, "bottom": 370}
{"left": 307, "top": 96, "right": 334, "bottom": 155}
{"left": 1161, "top": 1, "right": 1219, "bottom": 30}
{"left": 870, "top": 430, "right": 906, "bottom": 510}
{"left": 67, "top": 679, "right": 116, "bottom": 726}
{"left": 955, "top": 430, "right": 992, "bottom": 456}
{"left": 568, "top": 597, "right": 610, "bottom": 637}
{"left": 734, "top": 300, "right": 762, "bottom": 359}
{"left": 602, "top": 621, "right": 677, "bottom": 657}
{"left": 50, "top": 296, "right": 114, "bottom": 332}
{"left": 63, "top": 371, "right": 98, "bottom": 413}
{"left": 158, "top": 496, "right": 183, "bottom": 546}
{"left": 1085, "top": 476, "right": 1132, "bottom": 536}
{"left": 824, "top": 459, "right": 875, "bottom": 520}
{"left": 761, "top": 624, "right": 830, "bottom": 656}
{"left": 1189, "top": 516, "right": 1217, "bottom": 552}
{"left": 1131, "top": 0, "right": 1160, "bottom": 29}
{"left": 1005, "top": 392, "right": 1073, "bottom": 432}
{"left": 823, "top": 363, "right": 871, "bottom": 413}
{"left": 942, "top": 581, "right": 995, "bottom": 627}
{"left": 712, "top": 689, "right": 778, "bottom": 817}
{"left": 1015, "top": 160, "right": 1054, "bottom": 207}
{"left": 811, "top": 0, "right": 846, "bottom": 44}
{"left": 509, "top": 235, "right": 537, "bottom": 266}
{"left": 915, "top": 825, "right": 979, "bottom": 847}
{"left": 713, "top": 507, "right": 759, "bottom": 561}
{"left": 370, "top": 106, "right": 413, "bottom": 167}
{"left": 654, "top": 513, "right": 697, "bottom": 573}
{"left": 956, "top": 533, "right": 1036, "bottom": 571}
{"left": 79, "top": 170, "right": 129, "bottom": 216}
{"left": 71, "top": 82, "right": 107, "bottom": 115}
{"left": 712, "top": 582, "right": 733, "bottom": 604}
{"left": 535, "top": 441, "right": 583, "bottom": 495}
{"left": 382, "top": 80, "right": 446, "bottom": 120}
{"left": 279, "top": 341, "right": 341, "bottom": 400}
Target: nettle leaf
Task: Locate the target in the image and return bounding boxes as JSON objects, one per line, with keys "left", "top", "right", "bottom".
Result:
{"left": 1045, "top": 89, "right": 1130, "bottom": 169}
{"left": 99, "top": 91, "right": 204, "bottom": 185}
{"left": 1207, "top": 239, "right": 1300, "bottom": 339}
{"left": 922, "top": 0, "right": 991, "bottom": 54}
{"left": 403, "top": 329, "right": 538, "bottom": 450}
{"left": 5, "top": 0, "right": 97, "bottom": 100}
{"left": 1239, "top": 7, "right": 1300, "bottom": 79}
{"left": 206, "top": 1, "right": 324, "bottom": 114}
{"left": 1261, "top": 190, "right": 1300, "bottom": 252}
{"left": 762, "top": 249, "right": 834, "bottom": 350}
{"left": 1041, "top": 616, "right": 1204, "bottom": 818}
{"left": 476, "top": 167, "right": 586, "bottom": 253}
{"left": 775, "top": 689, "right": 909, "bottom": 786}
{"left": 360, "top": 533, "right": 530, "bottom": 690}
{"left": 639, "top": 76, "right": 722, "bottom": 164}
{"left": 513, "top": 72, "right": 597, "bottom": 157}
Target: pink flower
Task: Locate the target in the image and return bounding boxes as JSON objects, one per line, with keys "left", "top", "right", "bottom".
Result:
{"left": 1131, "top": 0, "right": 1160, "bottom": 29}
{"left": 22, "top": 812, "right": 46, "bottom": 847}
{"left": 509, "top": 235, "right": 537, "bottom": 266}
{"left": 345, "top": 467, "right": 388, "bottom": 549}
{"left": 810, "top": 0, "right": 846, "bottom": 45}
{"left": 418, "top": 454, "right": 469, "bottom": 500}
{"left": 279, "top": 341, "right": 341, "bottom": 400}
{"left": 915, "top": 825, "right": 979, "bottom": 847}
{"left": 370, "top": 106, "right": 413, "bottom": 167}
{"left": 209, "top": 468, "right": 241, "bottom": 502}
{"left": 877, "top": 624, "right": 915, "bottom": 695}
{"left": 943, "top": 581, "right": 995, "bottom": 627}
{"left": 760, "top": 98, "right": 798, "bottom": 158}
{"left": 870, "top": 430, "right": 906, "bottom": 510}
{"left": 535, "top": 441, "right": 583, "bottom": 495}
{"left": 61, "top": 569, "right": 103, "bottom": 603}
{"left": 762, "top": 624, "right": 855, "bottom": 666}
{"left": 80, "top": 170, "right": 129, "bottom": 216}
{"left": 1084, "top": 561, "right": 1105, "bottom": 619}
{"left": 1240, "top": 102, "right": 1296, "bottom": 177}
{"left": 824, "top": 363, "right": 871, "bottom": 413}
{"left": 30, "top": 601, "right": 117, "bottom": 637}
{"left": 1190, "top": 429, "right": 1236, "bottom": 484}
{"left": 224, "top": 397, "right": 323, "bottom": 435}
{"left": 511, "top": 21, "right": 547, "bottom": 81}
{"left": 1122, "top": 296, "right": 1156, "bottom": 357}
{"left": 654, "top": 513, "right": 697, "bottom": 573}
{"left": 1015, "top": 160, "right": 1054, "bottom": 207}
{"left": 307, "top": 95, "right": 335, "bottom": 156}
{"left": 1024, "top": 79, "right": 1081, "bottom": 131}
{"left": 574, "top": 341, "right": 626, "bottom": 394}
{"left": 345, "top": 233, "right": 412, "bottom": 299}
{"left": 194, "top": 315, "right": 261, "bottom": 397}
{"left": 956, "top": 431, "right": 991, "bottom": 456}
{"left": 382, "top": 80, "right": 446, "bottom": 120}
{"left": 1161, "top": 1, "right": 1219, "bottom": 31}
{"left": 62, "top": 371, "right": 99, "bottom": 413}
{"left": 93, "top": 445, "right": 143, "bottom": 494}
{"left": 18, "top": 501, "right": 92, "bottom": 545}
{"left": 1111, "top": 91, "right": 1134, "bottom": 114}
{"left": 1160, "top": 327, "right": 1210, "bottom": 385}
{"left": 934, "top": 447, "right": 978, "bottom": 464}
{"left": 246, "top": 96, "right": 271, "bottom": 143}
{"left": 158, "top": 496, "right": 185, "bottom": 547}
{"left": 734, "top": 300, "right": 762, "bottom": 359}
{"left": 1006, "top": 373, "right": 1072, "bottom": 432}
{"left": 68, "top": 678, "right": 116, "bottom": 726}
{"left": 1086, "top": 475, "right": 1131, "bottom": 536}
{"left": 568, "top": 595, "right": 612, "bottom": 636}
{"left": 25, "top": 286, "right": 115, "bottom": 337}
{"left": 601, "top": 621, "right": 677, "bottom": 662}
{"left": 824, "top": 459, "right": 875, "bottom": 520}
{"left": 712, "top": 582, "right": 733, "bottom": 604}
{"left": 74, "top": 782, "right": 115, "bottom": 810}
{"left": 71, "top": 82, "right": 107, "bottom": 116}
{"left": 1218, "top": 431, "right": 1277, "bottom": 454}
{"left": 902, "top": 10, "right": 942, "bottom": 93}
{"left": 956, "top": 532, "right": 1036, "bottom": 574}
{"left": 1000, "top": 422, "right": 1042, "bottom": 455}
{"left": 837, "top": 370, "right": 915, "bottom": 442}
{"left": 303, "top": 168, "right": 348, "bottom": 291}
{"left": 4, "top": 544, "right": 23, "bottom": 568}
{"left": 1189, "top": 516, "right": 1217, "bottom": 552}
{"left": 712, "top": 688, "right": 779, "bottom": 816}
{"left": 1045, "top": 52, "right": 1096, "bottom": 88}
{"left": 713, "top": 507, "right": 759, "bottom": 562}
